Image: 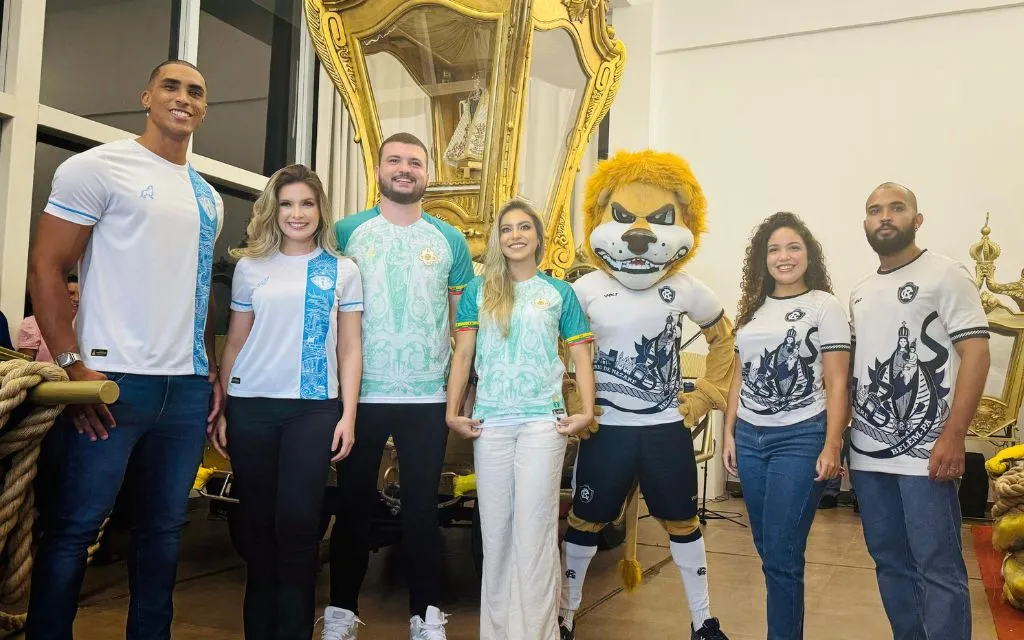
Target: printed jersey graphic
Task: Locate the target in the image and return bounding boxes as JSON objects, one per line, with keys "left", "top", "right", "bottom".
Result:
{"left": 740, "top": 324, "right": 818, "bottom": 415}
{"left": 593, "top": 313, "right": 682, "bottom": 415}
{"left": 851, "top": 313, "right": 950, "bottom": 459}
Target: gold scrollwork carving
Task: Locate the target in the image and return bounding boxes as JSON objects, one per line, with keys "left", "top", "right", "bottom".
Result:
{"left": 971, "top": 397, "right": 1011, "bottom": 438}
{"left": 562, "top": 0, "right": 601, "bottom": 23}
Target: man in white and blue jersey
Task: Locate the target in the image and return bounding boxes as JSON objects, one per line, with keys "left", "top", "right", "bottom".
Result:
{"left": 26, "top": 60, "right": 224, "bottom": 640}
{"left": 322, "top": 133, "right": 474, "bottom": 640}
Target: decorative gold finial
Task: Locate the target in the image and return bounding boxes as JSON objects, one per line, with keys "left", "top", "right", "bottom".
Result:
{"left": 969, "top": 212, "right": 1001, "bottom": 265}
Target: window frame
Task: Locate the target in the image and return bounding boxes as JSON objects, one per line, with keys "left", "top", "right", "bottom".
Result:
{"left": 0, "top": 0, "right": 318, "bottom": 329}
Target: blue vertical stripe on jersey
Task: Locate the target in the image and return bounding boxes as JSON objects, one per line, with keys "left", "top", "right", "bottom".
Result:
{"left": 187, "top": 166, "right": 218, "bottom": 377}
{"left": 300, "top": 252, "right": 339, "bottom": 399}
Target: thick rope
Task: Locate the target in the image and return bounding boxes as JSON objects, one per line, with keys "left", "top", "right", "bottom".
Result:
{"left": 0, "top": 360, "right": 68, "bottom": 631}
{"left": 992, "top": 465, "right": 1024, "bottom": 518}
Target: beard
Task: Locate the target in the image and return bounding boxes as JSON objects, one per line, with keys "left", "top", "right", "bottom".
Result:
{"left": 866, "top": 224, "right": 916, "bottom": 256}
{"left": 378, "top": 173, "right": 426, "bottom": 205}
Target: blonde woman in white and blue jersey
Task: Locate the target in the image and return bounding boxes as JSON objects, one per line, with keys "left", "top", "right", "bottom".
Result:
{"left": 212, "top": 164, "right": 363, "bottom": 639}
{"left": 447, "top": 199, "right": 596, "bottom": 640}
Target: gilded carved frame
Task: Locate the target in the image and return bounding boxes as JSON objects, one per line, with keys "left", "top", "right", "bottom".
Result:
{"left": 304, "top": 0, "right": 625, "bottom": 275}
{"left": 968, "top": 216, "right": 1024, "bottom": 442}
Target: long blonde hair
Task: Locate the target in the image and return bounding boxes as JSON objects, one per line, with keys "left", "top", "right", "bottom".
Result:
{"left": 481, "top": 199, "right": 545, "bottom": 337}
{"left": 231, "top": 164, "right": 339, "bottom": 259}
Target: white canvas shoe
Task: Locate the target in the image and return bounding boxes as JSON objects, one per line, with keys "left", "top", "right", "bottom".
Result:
{"left": 320, "top": 606, "right": 362, "bottom": 640}
{"left": 409, "top": 605, "right": 449, "bottom": 640}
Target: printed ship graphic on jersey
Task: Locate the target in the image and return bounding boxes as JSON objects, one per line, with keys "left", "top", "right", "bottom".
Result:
{"left": 851, "top": 313, "right": 950, "bottom": 459}
{"left": 741, "top": 325, "right": 818, "bottom": 415}
{"left": 593, "top": 314, "right": 680, "bottom": 414}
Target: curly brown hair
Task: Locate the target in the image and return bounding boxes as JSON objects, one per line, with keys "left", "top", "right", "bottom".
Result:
{"left": 735, "top": 212, "right": 834, "bottom": 331}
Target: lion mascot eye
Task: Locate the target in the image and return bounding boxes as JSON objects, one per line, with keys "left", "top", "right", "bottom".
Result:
{"left": 611, "top": 204, "right": 634, "bottom": 224}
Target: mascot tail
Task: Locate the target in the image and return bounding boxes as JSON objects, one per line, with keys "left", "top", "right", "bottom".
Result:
{"left": 618, "top": 484, "right": 643, "bottom": 591}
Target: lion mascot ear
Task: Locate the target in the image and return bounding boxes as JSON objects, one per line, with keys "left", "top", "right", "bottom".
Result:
{"left": 582, "top": 150, "right": 708, "bottom": 290}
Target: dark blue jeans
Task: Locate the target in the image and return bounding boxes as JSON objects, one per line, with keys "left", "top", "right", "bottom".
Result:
{"left": 852, "top": 470, "right": 970, "bottom": 640}
{"left": 736, "top": 412, "right": 827, "bottom": 640}
{"left": 27, "top": 374, "right": 212, "bottom": 640}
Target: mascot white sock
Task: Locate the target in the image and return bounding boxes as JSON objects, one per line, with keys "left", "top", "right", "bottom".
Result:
{"left": 559, "top": 541, "right": 597, "bottom": 625}
{"left": 671, "top": 536, "right": 712, "bottom": 629}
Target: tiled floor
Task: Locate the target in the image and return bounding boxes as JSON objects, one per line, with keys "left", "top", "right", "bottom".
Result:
{"left": 4, "top": 497, "right": 999, "bottom": 639}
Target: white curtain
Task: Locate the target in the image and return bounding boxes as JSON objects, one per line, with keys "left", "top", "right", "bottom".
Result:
{"left": 316, "top": 66, "right": 367, "bottom": 221}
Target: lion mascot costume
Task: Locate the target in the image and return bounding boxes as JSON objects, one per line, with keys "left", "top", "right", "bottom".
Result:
{"left": 558, "top": 150, "right": 735, "bottom": 640}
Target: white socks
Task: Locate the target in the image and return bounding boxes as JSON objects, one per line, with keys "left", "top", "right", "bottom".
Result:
{"left": 670, "top": 538, "right": 712, "bottom": 630}
{"left": 559, "top": 542, "right": 598, "bottom": 624}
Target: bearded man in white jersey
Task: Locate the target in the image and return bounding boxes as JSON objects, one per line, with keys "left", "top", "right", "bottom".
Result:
{"left": 26, "top": 60, "right": 224, "bottom": 640}
{"left": 849, "top": 182, "right": 990, "bottom": 640}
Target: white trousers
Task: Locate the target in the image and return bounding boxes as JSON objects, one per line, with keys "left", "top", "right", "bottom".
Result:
{"left": 474, "top": 420, "right": 567, "bottom": 640}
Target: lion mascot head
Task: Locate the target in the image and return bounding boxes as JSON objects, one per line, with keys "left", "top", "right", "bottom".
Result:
{"left": 583, "top": 150, "right": 707, "bottom": 290}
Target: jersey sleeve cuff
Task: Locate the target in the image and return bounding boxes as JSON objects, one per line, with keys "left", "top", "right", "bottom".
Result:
{"left": 229, "top": 300, "right": 253, "bottom": 312}
{"left": 340, "top": 300, "right": 363, "bottom": 312}
{"left": 45, "top": 200, "right": 99, "bottom": 226}
{"left": 698, "top": 309, "right": 726, "bottom": 330}
{"left": 821, "top": 342, "right": 852, "bottom": 353}
{"left": 455, "top": 320, "right": 479, "bottom": 331}
{"left": 950, "top": 326, "right": 990, "bottom": 343}
{"left": 565, "top": 332, "right": 594, "bottom": 346}
{"left": 448, "top": 284, "right": 467, "bottom": 295}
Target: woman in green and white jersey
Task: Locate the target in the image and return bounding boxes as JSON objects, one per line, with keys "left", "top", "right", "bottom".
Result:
{"left": 447, "top": 199, "right": 596, "bottom": 640}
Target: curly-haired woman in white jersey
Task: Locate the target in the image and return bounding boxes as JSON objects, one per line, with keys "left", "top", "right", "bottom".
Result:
{"left": 447, "top": 199, "right": 596, "bottom": 640}
{"left": 212, "top": 164, "right": 363, "bottom": 638}
{"left": 723, "top": 212, "right": 851, "bottom": 640}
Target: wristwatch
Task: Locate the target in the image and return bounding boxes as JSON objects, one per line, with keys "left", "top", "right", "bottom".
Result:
{"left": 55, "top": 352, "right": 83, "bottom": 369}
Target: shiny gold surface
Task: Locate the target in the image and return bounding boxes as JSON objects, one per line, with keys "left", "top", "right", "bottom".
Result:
{"left": 305, "top": 0, "right": 625, "bottom": 273}
{"left": 969, "top": 216, "right": 1024, "bottom": 441}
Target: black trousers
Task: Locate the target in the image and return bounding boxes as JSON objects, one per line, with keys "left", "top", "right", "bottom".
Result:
{"left": 225, "top": 396, "right": 339, "bottom": 640}
{"left": 329, "top": 402, "right": 449, "bottom": 617}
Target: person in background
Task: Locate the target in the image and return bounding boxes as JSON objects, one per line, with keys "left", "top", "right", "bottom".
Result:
{"left": 0, "top": 310, "right": 13, "bottom": 351}
{"left": 722, "top": 212, "right": 850, "bottom": 639}
{"left": 212, "top": 163, "right": 362, "bottom": 639}
{"left": 19, "top": 275, "right": 79, "bottom": 362}
{"left": 447, "top": 199, "right": 596, "bottom": 640}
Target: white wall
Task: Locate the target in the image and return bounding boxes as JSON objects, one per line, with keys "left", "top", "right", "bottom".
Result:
{"left": 608, "top": 0, "right": 1024, "bottom": 444}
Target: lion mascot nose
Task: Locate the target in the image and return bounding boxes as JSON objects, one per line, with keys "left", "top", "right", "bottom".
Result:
{"left": 622, "top": 227, "right": 657, "bottom": 254}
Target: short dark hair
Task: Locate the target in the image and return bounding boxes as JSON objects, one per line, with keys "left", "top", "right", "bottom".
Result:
{"left": 148, "top": 59, "right": 202, "bottom": 84}
{"left": 378, "top": 132, "right": 428, "bottom": 165}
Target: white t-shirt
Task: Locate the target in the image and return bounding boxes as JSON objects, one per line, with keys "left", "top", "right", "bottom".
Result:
{"left": 573, "top": 270, "right": 724, "bottom": 426}
{"left": 849, "top": 250, "right": 989, "bottom": 476}
{"left": 735, "top": 290, "right": 851, "bottom": 426}
{"left": 45, "top": 139, "right": 224, "bottom": 376}
{"left": 228, "top": 249, "right": 362, "bottom": 400}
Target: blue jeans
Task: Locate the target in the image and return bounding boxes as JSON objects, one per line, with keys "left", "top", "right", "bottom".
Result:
{"left": 736, "top": 412, "right": 826, "bottom": 640}
{"left": 852, "top": 470, "right": 970, "bottom": 640}
{"left": 27, "top": 374, "right": 212, "bottom": 640}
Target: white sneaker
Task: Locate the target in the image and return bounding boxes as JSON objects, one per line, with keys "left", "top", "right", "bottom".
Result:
{"left": 409, "top": 605, "right": 449, "bottom": 640}
{"left": 320, "top": 605, "right": 362, "bottom": 640}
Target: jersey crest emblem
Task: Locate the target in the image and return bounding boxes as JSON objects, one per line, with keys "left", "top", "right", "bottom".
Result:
{"left": 659, "top": 285, "right": 676, "bottom": 303}
{"left": 420, "top": 248, "right": 440, "bottom": 265}
{"left": 897, "top": 282, "right": 919, "bottom": 304}
{"left": 785, "top": 308, "right": 806, "bottom": 322}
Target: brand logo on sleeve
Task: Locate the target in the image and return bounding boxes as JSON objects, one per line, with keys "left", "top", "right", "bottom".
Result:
{"left": 90, "top": 349, "right": 108, "bottom": 357}
{"left": 140, "top": 185, "right": 155, "bottom": 200}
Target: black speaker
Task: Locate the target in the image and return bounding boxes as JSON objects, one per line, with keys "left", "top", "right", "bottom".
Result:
{"left": 958, "top": 451, "right": 989, "bottom": 519}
